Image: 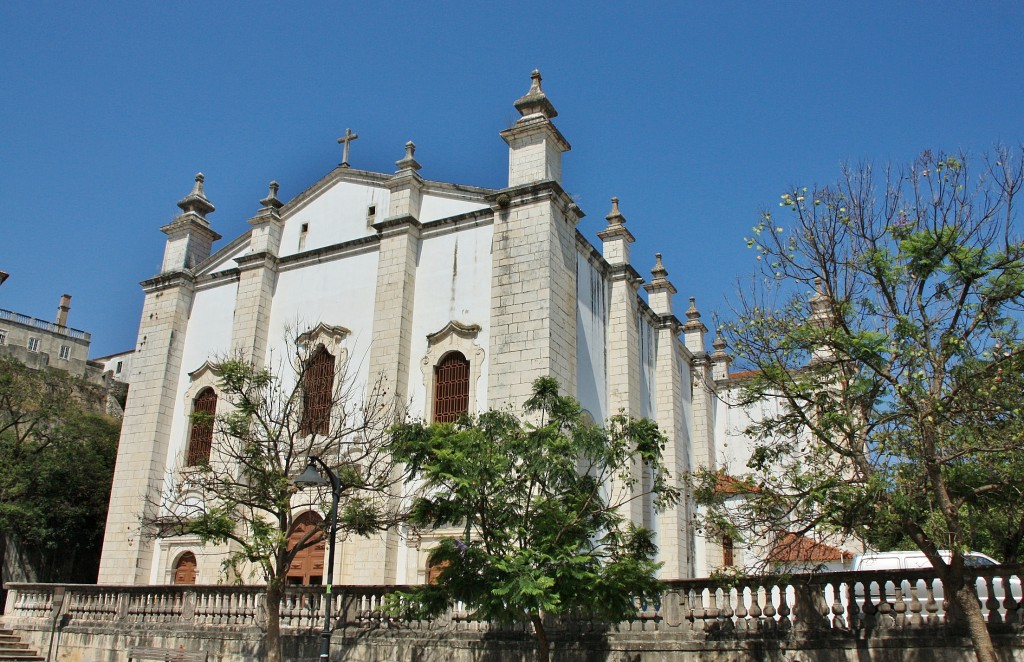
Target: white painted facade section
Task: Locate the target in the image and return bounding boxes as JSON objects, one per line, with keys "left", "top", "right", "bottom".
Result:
{"left": 407, "top": 224, "right": 494, "bottom": 420}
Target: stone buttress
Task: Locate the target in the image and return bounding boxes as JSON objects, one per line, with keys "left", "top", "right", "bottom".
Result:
{"left": 98, "top": 175, "right": 221, "bottom": 583}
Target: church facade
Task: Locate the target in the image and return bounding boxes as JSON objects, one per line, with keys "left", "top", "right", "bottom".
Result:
{"left": 98, "top": 71, "right": 782, "bottom": 587}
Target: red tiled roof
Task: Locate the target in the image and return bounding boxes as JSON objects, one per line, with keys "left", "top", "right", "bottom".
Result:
{"left": 714, "top": 472, "right": 759, "bottom": 495}
{"left": 728, "top": 369, "right": 760, "bottom": 380}
{"left": 768, "top": 533, "right": 852, "bottom": 562}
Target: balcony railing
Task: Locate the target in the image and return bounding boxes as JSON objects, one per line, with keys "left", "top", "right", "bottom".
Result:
{"left": 0, "top": 309, "right": 90, "bottom": 341}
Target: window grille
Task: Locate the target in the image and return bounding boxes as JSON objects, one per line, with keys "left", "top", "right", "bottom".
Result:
{"left": 722, "top": 536, "right": 735, "bottom": 567}
{"left": 433, "top": 352, "right": 469, "bottom": 423}
{"left": 186, "top": 387, "right": 217, "bottom": 466}
{"left": 301, "top": 347, "right": 335, "bottom": 436}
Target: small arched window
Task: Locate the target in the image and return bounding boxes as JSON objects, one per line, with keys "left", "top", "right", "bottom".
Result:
{"left": 433, "top": 351, "right": 469, "bottom": 423}
{"left": 173, "top": 552, "right": 197, "bottom": 585}
{"left": 722, "top": 536, "right": 735, "bottom": 567}
{"left": 301, "top": 346, "right": 335, "bottom": 436}
{"left": 187, "top": 388, "right": 217, "bottom": 466}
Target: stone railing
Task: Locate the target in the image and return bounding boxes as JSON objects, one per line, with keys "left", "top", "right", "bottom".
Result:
{"left": 0, "top": 308, "right": 90, "bottom": 340}
{"left": 5, "top": 566, "right": 1022, "bottom": 634}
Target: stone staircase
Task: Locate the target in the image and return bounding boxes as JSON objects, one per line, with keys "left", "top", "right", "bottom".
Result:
{"left": 0, "top": 622, "right": 44, "bottom": 661}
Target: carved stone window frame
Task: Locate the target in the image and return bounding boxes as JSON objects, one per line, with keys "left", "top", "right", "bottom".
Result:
{"left": 296, "top": 322, "right": 351, "bottom": 378}
{"left": 295, "top": 323, "right": 351, "bottom": 436}
{"left": 183, "top": 361, "right": 222, "bottom": 467}
{"left": 420, "top": 321, "right": 484, "bottom": 422}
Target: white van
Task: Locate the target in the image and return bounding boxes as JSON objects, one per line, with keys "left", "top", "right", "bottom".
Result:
{"left": 850, "top": 550, "right": 1020, "bottom": 615}
{"left": 851, "top": 550, "right": 1000, "bottom": 572}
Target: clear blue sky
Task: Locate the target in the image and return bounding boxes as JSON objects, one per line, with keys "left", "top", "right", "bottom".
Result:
{"left": 1, "top": 2, "right": 1022, "bottom": 358}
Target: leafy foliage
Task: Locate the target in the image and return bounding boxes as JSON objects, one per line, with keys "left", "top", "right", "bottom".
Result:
{"left": 389, "top": 377, "right": 678, "bottom": 662}
{"left": 0, "top": 356, "right": 119, "bottom": 582}
{"left": 696, "top": 148, "right": 1024, "bottom": 662}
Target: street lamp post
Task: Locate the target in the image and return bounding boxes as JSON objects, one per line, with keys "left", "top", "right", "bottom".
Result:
{"left": 293, "top": 455, "right": 342, "bottom": 662}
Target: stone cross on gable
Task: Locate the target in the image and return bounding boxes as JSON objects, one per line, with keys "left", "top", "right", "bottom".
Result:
{"left": 337, "top": 128, "right": 359, "bottom": 168}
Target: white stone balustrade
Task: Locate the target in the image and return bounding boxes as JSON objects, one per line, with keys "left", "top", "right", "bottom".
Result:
{"left": 5, "top": 566, "right": 1022, "bottom": 635}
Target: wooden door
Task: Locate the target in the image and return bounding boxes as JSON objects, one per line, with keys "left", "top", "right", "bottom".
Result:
{"left": 173, "top": 552, "right": 197, "bottom": 585}
{"left": 286, "top": 511, "right": 326, "bottom": 586}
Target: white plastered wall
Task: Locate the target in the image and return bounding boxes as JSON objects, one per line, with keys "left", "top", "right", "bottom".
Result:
{"left": 406, "top": 224, "right": 493, "bottom": 420}
{"left": 279, "top": 182, "right": 389, "bottom": 258}
{"left": 575, "top": 255, "right": 608, "bottom": 422}
{"left": 418, "top": 193, "right": 489, "bottom": 222}
{"left": 264, "top": 252, "right": 379, "bottom": 394}
{"left": 150, "top": 280, "right": 238, "bottom": 584}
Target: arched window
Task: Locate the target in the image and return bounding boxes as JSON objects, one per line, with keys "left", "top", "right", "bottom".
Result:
{"left": 186, "top": 388, "right": 217, "bottom": 466}
{"left": 722, "top": 536, "right": 735, "bottom": 567}
{"left": 433, "top": 351, "right": 469, "bottom": 423}
{"left": 173, "top": 552, "right": 197, "bottom": 585}
{"left": 286, "top": 511, "right": 325, "bottom": 586}
{"left": 426, "top": 557, "right": 450, "bottom": 585}
{"left": 301, "top": 346, "right": 335, "bottom": 436}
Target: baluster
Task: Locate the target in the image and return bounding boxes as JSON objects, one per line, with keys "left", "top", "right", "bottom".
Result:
{"left": 907, "top": 579, "right": 923, "bottom": 627}
{"left": 984, "top": 576, "right": 1002, "bottom": 625}
{"left": 733, "top": 585, "right": 748, "bottom": 632}
{"left": 747, "top": 585, "right": 764, "bottom": 631}
{"left": 893, "top": 581, "right": 907, "bottom": 627}
{"left": 923, "top": 579, "right": 940, "bottom": 625}
{"left": 1002, "top": 570, "right": 1020, "bottom": 624}
{"left": 777, "top": 584, "right": 791, "bottom": 630}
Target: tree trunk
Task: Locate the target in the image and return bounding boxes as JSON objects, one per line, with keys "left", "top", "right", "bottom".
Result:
{"left": 530, "top": 612, "right": 550, "bottom": 662}
{"left": 951, "top": 583, "right": 998, "bottom": 662}
{"left": 265, "top": 581, "right": 284, "bottom": 662}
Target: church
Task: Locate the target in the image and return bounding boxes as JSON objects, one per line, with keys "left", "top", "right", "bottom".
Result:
{"left": 97, "top": 71, "right": 835, "bottom": 588}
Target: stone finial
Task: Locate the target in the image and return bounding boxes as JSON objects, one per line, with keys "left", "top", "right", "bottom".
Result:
{"left": 711, "top": 329, "right": 732, "bottom": 380}
{"left": 712, "top": 329, "right": 727, "bottom": 354}
{"left": 685, "top": 296, "right": 700, "bottom": 321}
{"left": 644, "top": 253, "right": 676, "bottom": 316}
{"left": 395, "top": 141, "right": 422, "bottom": 172}
{"left": 809, "top": 277, "right": 828, "bottom": 313}
{"left": 513, "top": 69, "right": 558, "bottom": 119}
{"left": 606, "top": 197, "right": 626, "bottom": 226}
{"left": 177, "top": 172, "right": 216, "bottom": 217}
{"left": 260, "top": 180, "right": 284, "bottom": 209}
{"left": 682, "top": 296, "right": 708, "bottom": 353}
{"left": 651, "top": 253, "right": 668, "bottom": 280}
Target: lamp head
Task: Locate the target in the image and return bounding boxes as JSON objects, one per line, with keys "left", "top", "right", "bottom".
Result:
{"left": 293, "top": 459, "right": 329, "bottom": 490}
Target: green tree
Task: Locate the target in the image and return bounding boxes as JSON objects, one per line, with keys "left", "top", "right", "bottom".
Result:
{"left": 389, "top": 377, "right": 679, "bottom": 662}
{"left": 695, "top": 148, "right": 1024, "bottom": 662}
{"left": 148, "top": 336, "right": 404, "bottom": 662}
{"left": 0, "top": 356, "right": 120, "bottom": 583}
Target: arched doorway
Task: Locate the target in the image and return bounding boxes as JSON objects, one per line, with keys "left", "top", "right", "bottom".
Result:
{"left": 286, "top": 511, "right": 325, "bottom": 586}
{"left": 173, "top": 552, "right": 197, "bottom": 585}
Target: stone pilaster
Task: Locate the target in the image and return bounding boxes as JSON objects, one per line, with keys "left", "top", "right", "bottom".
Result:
{"left": 682, "top": 297, "right": 721, "bottom": 573}
{"left": 99, "top": 174, "right": 220, "bottom": 584}
{"left": 644, "top": 255, "right": 691, "bottom": 578}
{"left": 488, "top": 72, "right": 579, "bottom": 409}
{"left": 599, "top": 198, "right": 644, "bottom": 523}
{"left": 98, "top": 274, "right": 198, "bottom": 583}
{"left": 350, "top": 145, "right": 425, "bottom": 584}
{"left": 231, "top": 182, "right": 284, "bottom": 366}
